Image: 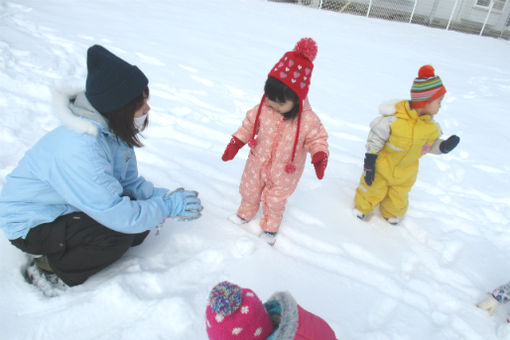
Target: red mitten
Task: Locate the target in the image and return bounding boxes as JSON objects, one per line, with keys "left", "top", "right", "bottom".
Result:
{"left": 311, "top": 151, "right": 328, "bottom": 180}
{"left": 222, "top": 136, "right": 245, "bottom": 161}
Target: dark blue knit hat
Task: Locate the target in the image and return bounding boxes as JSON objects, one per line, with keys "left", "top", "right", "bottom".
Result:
{"left": 85, "top": 45, "right": 148, "bottom": 113}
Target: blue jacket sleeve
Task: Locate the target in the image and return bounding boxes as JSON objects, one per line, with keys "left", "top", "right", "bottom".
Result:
{"left": 120, "top": 148, "right": 169, "bottom": 199}
{"left": 47, "top": 136, "right": 167, "bottom": 234}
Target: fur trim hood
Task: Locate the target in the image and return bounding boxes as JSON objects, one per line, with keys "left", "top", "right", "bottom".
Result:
{"left": 378, "top": 99, "right": 402, "bottom": 116}
{"left": 267, "top": 292, "right": 299, "bottom": 340}
{"left": 267, "top": 291, "right": 337, "bottom": 340}
{"left": 53, "top": 87, "right": 109, "bottom": 136}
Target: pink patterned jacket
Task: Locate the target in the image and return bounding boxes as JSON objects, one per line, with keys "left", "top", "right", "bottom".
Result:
{"left": 234, "top": 99, "right": 328, "bottom": 188}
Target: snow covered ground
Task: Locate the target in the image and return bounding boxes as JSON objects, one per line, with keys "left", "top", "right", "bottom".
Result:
{"left": 1, "top": 0, "right": 510, "bottom": 339}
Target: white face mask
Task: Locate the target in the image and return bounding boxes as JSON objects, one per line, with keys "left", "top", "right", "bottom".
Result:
{"left": 134, "top": 113, "right": 148, "bottom": 131}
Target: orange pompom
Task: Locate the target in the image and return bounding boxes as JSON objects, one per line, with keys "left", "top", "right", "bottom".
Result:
{"left": 294, "top": 38, "right": 318, "bottom": 62}
{"left": 418, "top": 65, "right": 435, "bottom": 78}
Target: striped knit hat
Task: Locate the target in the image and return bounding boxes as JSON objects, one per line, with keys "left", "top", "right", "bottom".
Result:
{"left": 410, "top": 65, "right": 446, "bottom": 108}
{"left": 205, "top": 281, "right": 274, "bottom": 340}
{"left": 248, "top": 38, "right": 318, "bottom": 174}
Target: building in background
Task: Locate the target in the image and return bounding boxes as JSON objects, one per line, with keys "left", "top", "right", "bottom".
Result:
{"left": 274, "top": 0, "right": 510, "bottom": 39}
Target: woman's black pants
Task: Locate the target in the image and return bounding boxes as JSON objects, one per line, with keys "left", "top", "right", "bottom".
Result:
{"left": 10, "top": 212, "right": 149, "bottom": 286}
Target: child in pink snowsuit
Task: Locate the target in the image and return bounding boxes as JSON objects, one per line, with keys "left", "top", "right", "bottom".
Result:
{"left": 205, "top": 281, "right": 338, "bottom": 340}
{"left": 221, "top": 38, "right": 329, "bottom": 242}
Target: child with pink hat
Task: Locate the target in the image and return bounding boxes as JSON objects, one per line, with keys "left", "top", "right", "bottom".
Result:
{"left": 221, "top": 38, "right": 329, "bottom": 245}
{"left": 205, "top": 281, "right": 337, "bottom": 340}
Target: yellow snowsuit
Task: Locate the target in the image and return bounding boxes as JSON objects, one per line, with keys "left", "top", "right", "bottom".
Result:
{"left": 354, "top": 100, "right": 442, "bottom": 219}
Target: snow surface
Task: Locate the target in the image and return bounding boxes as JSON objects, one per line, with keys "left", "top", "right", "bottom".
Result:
{"left": 1, "top": 0, "right": 510, "bottom": 339}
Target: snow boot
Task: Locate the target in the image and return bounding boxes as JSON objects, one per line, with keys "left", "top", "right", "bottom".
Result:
{"left": 34, "top": 255, "right": 53, "bottom": 273}
{"left": 23, "top": 257, "right": 67, "bottom": 297}
{"left": 259, "top": 231, "right": 277, "bottom": 246}
{"left": 385, "top": 217, "right": 401, "bottom": 225}
{"left": 477, "top": 293, "right": 501, "bottom": 315}
{"left": 353, "top": 209, "right": 365, "bottom": 220}
{"left": 228, "top": 214, "right": 249, "bottom": 225}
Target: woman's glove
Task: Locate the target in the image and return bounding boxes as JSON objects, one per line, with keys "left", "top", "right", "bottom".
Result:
{"left": 363, "top": 153, "right": 378, "bottom": 186}
{"left": 311, "top": 151, "right": 328, "bottom": 180}
{"left": 439, "top": 135, "right": 460, "bottom": 153}
{"left": 222, "top": 136, "right": 245, "bottom": 161}
{"left": 163, "top": 188, "right": 203, "bottom": 221}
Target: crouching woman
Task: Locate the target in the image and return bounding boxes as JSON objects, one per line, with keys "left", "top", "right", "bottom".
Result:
{"left": 0, "top": 45, "right": 202, "bottom": 288}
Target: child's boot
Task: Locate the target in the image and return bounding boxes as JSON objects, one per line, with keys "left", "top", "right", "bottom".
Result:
{"left": 353, "top": 209, "right": 366, "bottom": 220}
{"left": 228, "top": 214, "right": 249, "bottom": 225}
{"left": 385, "top": 216, "right": 401, "bottom": 225}
{"left": 259, "top": 231, "right": 277, "bottom": 246}
{"left": 477, "top": 293, "right": 500, "bottom": 315}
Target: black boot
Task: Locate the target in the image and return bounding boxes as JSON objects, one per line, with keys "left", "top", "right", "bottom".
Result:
{"left": 23, "top": 256, "right": 67, "bottom": 297}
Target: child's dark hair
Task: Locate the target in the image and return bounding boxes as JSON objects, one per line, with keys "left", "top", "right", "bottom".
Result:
{"left": 264, "top": 77, "right": 300, "bottom": 120}
{"left": 103, "top": 87, "right": 149, "bottom": 148}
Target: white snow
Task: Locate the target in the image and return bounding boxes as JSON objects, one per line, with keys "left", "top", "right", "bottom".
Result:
{"left": 1, "top": 0, "right": 510, "bottom": 339}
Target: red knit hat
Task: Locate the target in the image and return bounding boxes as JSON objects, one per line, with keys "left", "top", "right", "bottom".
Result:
{"left": 248, "top": 38, "right": 318, "bottom": 174}
{"left": 410, "top": 65, "right": 446, "bottom": 108}
{"left": 268, "top": 37, "right": 317, "bottom": 102}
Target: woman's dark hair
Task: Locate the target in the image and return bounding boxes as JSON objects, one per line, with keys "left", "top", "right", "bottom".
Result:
{"left": 103, "top": 87, "right": 149, "bottom": 148}
{"left": 264, "top": 77, "right": 300, "bottom": 120}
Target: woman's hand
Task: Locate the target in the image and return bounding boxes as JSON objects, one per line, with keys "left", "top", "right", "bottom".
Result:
{"left": 163, "top": 188, "right": 203, "bottom": 221}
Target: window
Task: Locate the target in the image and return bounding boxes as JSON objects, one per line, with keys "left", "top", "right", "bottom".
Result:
{"left": 475, "top": 0, "right": 507, "bottom": 11}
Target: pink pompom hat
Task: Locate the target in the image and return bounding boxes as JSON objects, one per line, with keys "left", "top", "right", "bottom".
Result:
{"left": 205, "top": 281, "right": 274, "bottom": 340}
{"left": 248, "top": 38, "right": 318, "bottom": 174}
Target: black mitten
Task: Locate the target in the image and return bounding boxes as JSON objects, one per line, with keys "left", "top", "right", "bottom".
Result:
{"left": 363, "top": 153, "right": 378, "bottom": 186}
{"left": 439, "top": 135, "right": 460, "bottom": 153}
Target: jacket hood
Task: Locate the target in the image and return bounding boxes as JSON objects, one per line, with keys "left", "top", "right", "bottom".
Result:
{"left": 379, "top": 99, "right": 433, "bottom": 122}
{"left": 267, "top": 292, "right": 299, "bottom": 340}
{"left": 378, "top": 99, "right": 402, "bottom": 116}
{"left": 53, "top": 87, "right": 109, "bottom": 136}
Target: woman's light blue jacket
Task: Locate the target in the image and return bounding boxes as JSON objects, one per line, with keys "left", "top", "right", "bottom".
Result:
{"left": 0, "top": 89, "right": 168, "bottom": 240}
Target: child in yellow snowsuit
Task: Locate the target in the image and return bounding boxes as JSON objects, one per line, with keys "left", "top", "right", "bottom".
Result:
{"left": 354, "top": 65, "right": 460, "bottom": 225}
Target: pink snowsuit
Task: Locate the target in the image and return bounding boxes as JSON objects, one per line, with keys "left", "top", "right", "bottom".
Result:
{"left": 233, "top": 99, "right": 328, "bottom": 233}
